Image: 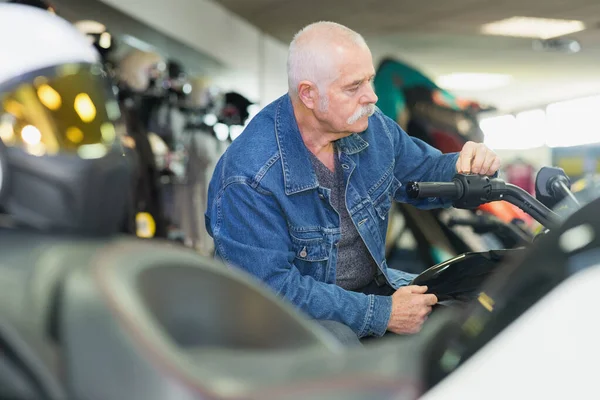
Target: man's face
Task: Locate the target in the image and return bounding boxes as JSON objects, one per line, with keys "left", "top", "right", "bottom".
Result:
{"left": 316, "top": 45, "right": 378, "bottom": 134}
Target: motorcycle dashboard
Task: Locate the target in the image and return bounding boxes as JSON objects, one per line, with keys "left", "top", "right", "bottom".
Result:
{"left": 424, "top": 187, "right": 600, "bottom": 387}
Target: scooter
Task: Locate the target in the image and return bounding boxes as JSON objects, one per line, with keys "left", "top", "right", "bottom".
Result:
{"left": 406, "top": 168, "right": 565, "bottom": 302}
{"left": 419, "top": 169, "right": 599, "bottom": 399}
{"left": 0, "top": 167, "right": 595, "bottom": 400}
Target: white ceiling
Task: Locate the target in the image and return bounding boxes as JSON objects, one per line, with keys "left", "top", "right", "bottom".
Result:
{"left": 212, "top": 0, "right": 600, "bottom": 112}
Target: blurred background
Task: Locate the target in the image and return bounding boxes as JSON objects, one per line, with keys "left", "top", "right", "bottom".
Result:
{"left": 10, "top": 0, "right": 600, "bottom": 263}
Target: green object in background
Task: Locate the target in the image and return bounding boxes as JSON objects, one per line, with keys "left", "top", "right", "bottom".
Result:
{"left": 374, "top": 57, "right": 466, "bottom": 123}
{"left": 430, "top": 247, "right": 455, "bottom": 265}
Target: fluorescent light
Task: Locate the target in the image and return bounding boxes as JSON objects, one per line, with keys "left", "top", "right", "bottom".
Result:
{"left": 436, "top": 73, "right": 512, "bottom": 91}
{"left": 480, "top": 111, "right": 546, "bottom": 150}
{"left": 545, "top": 95, "right": 600, "bottom": 147}
{"left": 482, "top": 17, "right": 585, "bottom": 39}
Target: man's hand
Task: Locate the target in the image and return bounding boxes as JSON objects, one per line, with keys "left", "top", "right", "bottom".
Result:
{"left": 387, "top": 285, "right": 438, "bottom": 334}
{"left": 456, "top": 141, "right": 501, "bottom": 176}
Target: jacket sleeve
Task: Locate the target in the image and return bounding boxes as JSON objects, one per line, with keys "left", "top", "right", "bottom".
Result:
{"left": 379, "top": 112, "right": 460, "bottom": 209}
{"left": 207, "top": 181, "right": 392, "bottom": 338}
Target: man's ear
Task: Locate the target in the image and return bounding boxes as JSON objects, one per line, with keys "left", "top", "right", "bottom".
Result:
{"left": 297, "top": 81, "right": 317, "bottom": 110}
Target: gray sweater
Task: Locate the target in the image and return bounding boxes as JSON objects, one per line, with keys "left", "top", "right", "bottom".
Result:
{"left": 309, "top": 147, "right": 378, "bottom": 290}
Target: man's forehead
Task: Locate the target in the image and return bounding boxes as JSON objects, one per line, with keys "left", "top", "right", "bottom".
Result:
{"left": 338, "top": 47, "right": 374, "bottom": 74}
{"left": 321, "top": 42, "right": 374, "bottom": 86}
{"left": 340, "top": 69, "right": 375, "bottom": 85}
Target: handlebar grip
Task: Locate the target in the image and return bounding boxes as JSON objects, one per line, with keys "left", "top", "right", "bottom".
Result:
{"left": 406, "top": 181, "right": 461, "bottom": 199}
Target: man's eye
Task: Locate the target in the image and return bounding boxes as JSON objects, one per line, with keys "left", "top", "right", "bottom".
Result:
{"left": 348, "top": 86, "right": 360, "bottom": 93}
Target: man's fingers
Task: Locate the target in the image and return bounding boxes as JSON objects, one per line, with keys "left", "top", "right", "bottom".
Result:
{"left": 458, "top": 141, "right": 476, "bottom": 173}
{"left": 480, "top": 149, "right": 496, "bottom": 175}
{"left": 471, "top": 143, "right": 487, "bottom": 174}
{"left": 423, "top": 294, "right": 438, "bottom": 306}
{"left": 406, "top": 285, "right": 428, "bottom": 294}
{"left": 490, "top": 157, "right": 501, "bottom": 175}
{"left": 458, "top": 142, "right": 502, "bottom": 176}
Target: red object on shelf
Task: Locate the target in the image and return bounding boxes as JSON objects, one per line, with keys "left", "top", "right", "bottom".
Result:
{"left": 478, "top": 201, "right": 533, "bottom": 226}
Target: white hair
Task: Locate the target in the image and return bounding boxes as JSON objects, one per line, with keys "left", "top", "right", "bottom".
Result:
{"left": 287, "top": 21, "right": 368, "bottom": 97}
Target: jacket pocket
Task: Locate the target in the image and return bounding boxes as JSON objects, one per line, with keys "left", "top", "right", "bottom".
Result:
{"left": 373, "top": 178, "right": 401, "bottom": 220}
{"left": 289, "top": 231, "right": 329, "bottom": 281}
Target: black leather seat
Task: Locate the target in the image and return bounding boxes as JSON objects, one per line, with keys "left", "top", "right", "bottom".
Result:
{"left": 0, "top": 230, "right": 427, "bottom": 400}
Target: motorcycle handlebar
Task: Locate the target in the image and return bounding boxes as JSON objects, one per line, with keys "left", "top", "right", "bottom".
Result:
{"left": 405, "top": 181, "right": 462, "bottom": 200}
{"left": 406, "top": 174, "right": 562, "bottom": 230}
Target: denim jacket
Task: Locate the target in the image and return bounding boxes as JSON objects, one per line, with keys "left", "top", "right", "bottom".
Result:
{"left": 206, "top": 94, "right": 459, "bottom": 337}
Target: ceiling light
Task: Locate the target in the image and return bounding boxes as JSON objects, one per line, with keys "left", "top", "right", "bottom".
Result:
{"left": 74, "top": 20, "right": 107, "bottom": 35}
{"left": 481, "top": 17, "right": 585, "bottom": 39}
{"left": 436, "top": 73, "right": 512, "bottom": 91}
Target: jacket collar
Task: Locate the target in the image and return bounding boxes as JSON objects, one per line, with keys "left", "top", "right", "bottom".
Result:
{"left": 275, "top": 94, "right": 369, "bottom": 195}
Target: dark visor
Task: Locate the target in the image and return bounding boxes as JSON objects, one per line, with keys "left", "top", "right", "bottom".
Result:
{"left": 0, "top": 63, "right": 123, "bottom": 158}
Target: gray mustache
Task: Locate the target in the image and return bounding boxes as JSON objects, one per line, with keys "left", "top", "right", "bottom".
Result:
{"left": 347, "top": 104, "right": 375, "bottom": 125}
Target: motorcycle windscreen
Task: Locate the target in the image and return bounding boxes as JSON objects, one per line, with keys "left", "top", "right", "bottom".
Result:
{"left": 0, "top": 63, "right": 124, "bottom": 159}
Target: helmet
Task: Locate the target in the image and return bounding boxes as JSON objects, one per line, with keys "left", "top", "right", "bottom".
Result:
{"left": 186, "top": 76, "right": 224, "bottom": 114}
{"left": 0, "top": 4, "right": 133, "bottom": 235}
{"left": 74, "top": 20, "right": 117, "bottom": 66}
{"left": 117, "top": 49, "right": 166, "bottom": 94}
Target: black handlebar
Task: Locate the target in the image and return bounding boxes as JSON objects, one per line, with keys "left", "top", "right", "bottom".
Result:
{"left": 405, "top": 182, "right": 462, "bottom": 200}
{"left": 407, "top": 174, "right": 562, "bottom": 230}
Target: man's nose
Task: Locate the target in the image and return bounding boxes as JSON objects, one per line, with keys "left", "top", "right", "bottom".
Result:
{"left": 363, "top": 84, "right": 378, "bottom": 104}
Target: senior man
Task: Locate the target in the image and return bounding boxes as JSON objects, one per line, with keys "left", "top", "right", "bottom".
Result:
{"left": 205, "top": 21, "right": 500, "bottom": 345}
